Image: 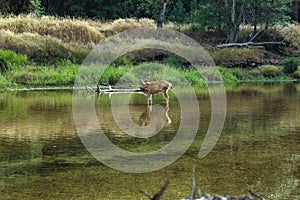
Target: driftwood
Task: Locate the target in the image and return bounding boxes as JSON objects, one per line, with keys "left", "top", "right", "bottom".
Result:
{"left": 216, "top": 41, "right": 286, "bottom": 48}
{"left": 139, "top": 180, "right": 169, "bottom": 200}
{"left": 85, "top": 84, "right": 142, "bottom": 94}
{"left": 181, "top": 167, "right": 265, "bottom": 200}
{"left": 138, "top": 167, "right": 265, "bottom": 200}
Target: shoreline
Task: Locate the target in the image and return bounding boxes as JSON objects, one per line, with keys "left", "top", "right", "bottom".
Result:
{"left": 1, "top": 80, "right": 299, "bottom": 92}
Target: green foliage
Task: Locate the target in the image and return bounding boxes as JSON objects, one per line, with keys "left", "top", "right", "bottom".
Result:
{"left": 0, "top": 49, "right": 28, "bottom": 74}
{"left": 162, "top": 56, "right": 189, "bottom": 68}
{"left": 100, "top": 66, "right": 130, "bottom": 85}
{"left": 0, "top": 74, "right": 10, "bottom": 86}
{"left": 168, "top": 0, "right": 187, "bottom": 28}
{"left": 8, "top": 64, "right": 78, "bottom": 86}
{"left": 292, "top": 68, "right": 300, "bottom": 79}
{"left": 230, "top": 68, "right": 244, "bottom": 80}
{"left": 121, "top": 63, "right": 190, "bottom": 86}
{"left": 30, "top": 0, "right": 44, "bottom": 16}
{"left": 281, "top": 57, "right": 299, "bottom": 74}
{"left": 261, "top": 65, "right": 282, "bottom": 77}
{"left": 112, "top": 56, "right": 132, "bottom": 67}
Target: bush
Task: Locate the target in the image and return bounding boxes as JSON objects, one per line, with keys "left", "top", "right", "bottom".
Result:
{"left": 244, "top": 69, "right": 263, "bottom": 79}
{"left": 261, "top": 65, "right": 282, "bottom": 77}
{"left": 0, "top": 49, "right": 28, "bottom": 73}
{"left": 230, "top": 68, "right": 244, "bottom": 80}
{"left": 162, "top": 56, "right": 190, "bottom": 68}
{"left": 281, "top": 57, "right": 299, "bottom": 74}
{"left": 9, "top": 64, "right": 78, "bottom": 86}
{"left": 0, "top": 74, "right": 10, "bottom": 87}
{"left": 112, "top": 56, "right": 132, "bottom": 67}
{"left": 292, "top": 69, "right": 300, "bottom": 79}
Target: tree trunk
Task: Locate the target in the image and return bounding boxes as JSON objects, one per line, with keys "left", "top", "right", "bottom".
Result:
{"left": 216, "top": 0, "right": 222, "bottom": 37}
{"left": 265, "top": 0, "right": 274, "bottom": 30}
{"left": 224, "top": 0, "right": 245, "bottom": 43}
{"left": 156, "top": 0, "right": 167, "bottom": 39}
{"left": 294, "top": 0, "right": 299, "bottom": 22}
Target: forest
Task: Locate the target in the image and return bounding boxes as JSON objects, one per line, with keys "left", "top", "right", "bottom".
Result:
{"left": 0, "top": 0, "right": 299, "bottom": 43}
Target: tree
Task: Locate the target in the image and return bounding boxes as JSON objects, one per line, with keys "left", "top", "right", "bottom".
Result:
{"left": 169, "top": 0, "right": 187, "bottom": 30}
{"left": 224, "top": 0, "right": 246, "bottom": 43}
{"left": 156, "top": 0, "right": 168, "bottom": 38}
{"left": 220, "top": 0, "right": 292, "bottom": 43}
{"left": 294, "top": 0, "right": 299, "bottom": 22}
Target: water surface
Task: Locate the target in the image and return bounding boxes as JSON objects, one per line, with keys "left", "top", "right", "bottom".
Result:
{"left": 0, "top": 84, "right": 299, "bottom": 199}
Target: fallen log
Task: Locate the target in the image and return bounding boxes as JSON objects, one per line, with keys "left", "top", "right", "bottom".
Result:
{"left": 216, "top": 41, "right": 286, "bottom": 48}
{"left": 85, "top": 84, "right": 142, "bottom": 94}
{"left": 181, "top": 168, "right": 265, "bottom": 200}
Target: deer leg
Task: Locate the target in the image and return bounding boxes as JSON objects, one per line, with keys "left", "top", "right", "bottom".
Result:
{"left": 163, "top": 90, "right": 169, "bottom": 105}
{"left": 147, "top": 94, "right": 152, "bottom": 105}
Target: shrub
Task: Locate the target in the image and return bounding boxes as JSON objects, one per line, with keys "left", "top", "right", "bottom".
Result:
{"left": 281, "top": 57, "right": 299, "bottom": 74}
{"left": 162, "top": 56, "right": 190, "bottom": 68}
{"left": 244, "top": 69, "right": 263, "bottom": 79}
{"left": 112, "top": 56, "right": 132, "bottom": 67}
{"left": 0, "top": 74, "right": 10, "bottom": 86}
{"left": 210, "top": 47, "right": 263, "bottom": 68}
{"left": 230, "top": 68, "right": 244, "bottom": 80}
{"left": 261, "top": 65, "right": 282, "bottom": 77}
{"left": 8, "top": 64, "right": 78, "bottom": 86}
{"left": 0, "top": 49, "right": 28, "bottom": 73}
{"left": 292, "top": 69, "right": 300, "bottom": 79}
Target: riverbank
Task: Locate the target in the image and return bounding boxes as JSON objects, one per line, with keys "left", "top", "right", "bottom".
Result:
{"left": 0, "top": 15, "right": 300, "bottom": 90}
{"left": 0, "top": 61, "right": 299, "bottom": 91}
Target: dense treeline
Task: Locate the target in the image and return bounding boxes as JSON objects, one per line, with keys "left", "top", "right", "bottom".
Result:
{"left": 0, "top": 1, "right": 298, "bottom": 23}
{"left": 0, "top": 0, "right": 299, "bottom": 43}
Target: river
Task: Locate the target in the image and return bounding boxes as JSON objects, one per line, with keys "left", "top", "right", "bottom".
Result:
{"left": 0, "top": 83, "right": 299, "bottom": 199}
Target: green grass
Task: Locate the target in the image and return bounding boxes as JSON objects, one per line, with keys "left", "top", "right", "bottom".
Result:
{"left": 0, "top": 74, "right": 11, "bottom": 86}
{"left": 7, "top": 64, "right": 79, "bottom": 86}
{"left": 0, "top": 49, "right": 28, "bottom": 73}
{"left": 0, "top": 57, "right": 297, "bottom": 89}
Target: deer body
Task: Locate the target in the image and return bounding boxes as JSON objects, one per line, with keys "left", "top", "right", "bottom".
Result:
{"left": 139, "top": 80, "right": 172, "bottom": 105}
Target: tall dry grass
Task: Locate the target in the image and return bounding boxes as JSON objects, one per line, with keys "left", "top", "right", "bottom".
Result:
{"left": 0, "top": 15, "right": 105, "bottom": 44}
{"left": 279, "top": 24, "right": 300, "bottom": 50}
{"left": 0, "top": 29, "right": 88, "bottom": 62}
{"left": 0, "top": 14, "right": 299, "bottom": 65}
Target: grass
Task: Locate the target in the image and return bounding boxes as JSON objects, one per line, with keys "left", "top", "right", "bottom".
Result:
{"left": 209, "top": 47, "right": 264, "bottom": 68}
{"left": 0, "top": 49, "right": 28, "bottom": 73}
{"left": 0, "top": 61, "right": 297, "bottom": 90}
{"left": 0, "top": 30, "right": 89, "bottom": 64}
{"left": 7, "top": 64, "right": 79, "bottom": 86}
{"left": 0, "top": 15, "right": 105, "bottom": 44}
{"left": 279, "top": 23, "right": 300, "bottom": 50}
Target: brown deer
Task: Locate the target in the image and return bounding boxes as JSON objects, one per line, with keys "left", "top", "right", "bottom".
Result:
{"left": 139, "top": 80, "right": 172, "bottom": 105}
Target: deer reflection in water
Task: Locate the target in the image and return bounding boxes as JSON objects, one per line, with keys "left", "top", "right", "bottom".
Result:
{"left": 138, "top": 104, "right": 172, "bottom": 127}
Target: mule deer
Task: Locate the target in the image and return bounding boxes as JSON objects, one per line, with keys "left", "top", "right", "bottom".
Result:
{"left": 139, "top": 80, "right": 172, "bottom": 105}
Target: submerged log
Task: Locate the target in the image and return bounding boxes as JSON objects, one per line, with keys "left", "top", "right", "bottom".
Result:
{"left": 85, "top": 84, "right": 142, "bottom": 94}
